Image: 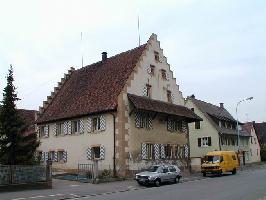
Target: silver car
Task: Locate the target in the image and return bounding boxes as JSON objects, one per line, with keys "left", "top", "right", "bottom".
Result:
{"left": 135, "top": 165, "right": 182, "bottom": 186}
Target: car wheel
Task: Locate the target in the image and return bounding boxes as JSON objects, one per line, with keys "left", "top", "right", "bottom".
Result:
{"left": 154, "top": 179, "right": 161, "bottom": 187}
{"left": 137, "top": 181, "right": 143, "bottom": 186}
{"left": 232, "top": 168, "right": 237, "bottom": 175}
{"left": 174, "top": 176, "right": 180, "bottom": 183}
{"left": 203, "top": 172, "right": 206, "bottom": 177}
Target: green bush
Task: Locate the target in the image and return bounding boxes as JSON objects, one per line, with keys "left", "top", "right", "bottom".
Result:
{"left": 261, "top": 148, "right": 266, "bottom": 161}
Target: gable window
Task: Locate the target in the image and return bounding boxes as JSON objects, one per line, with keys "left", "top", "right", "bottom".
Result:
{"left": 93, "top": 117, "right": 101, "bottom": 131}
{"left": 195, "top": 121, "right": 201, "bottom": 129}
{"left": 161, "top": 69, "right": 167, "bottom": 80}
{"left": 198, "top": 137, "right": 211, "bottom": 147}
{"left": 167, "top": 90, "right": 172, "bottom": 103}
{"left": 56, "top": 122, "right": 64, "bottom": 135}
{"left": 150, "top": 65, "right": 155, "bottom": 76}
{"left": 147, "top": 144, "right": 154, "bottom": 160}
{"left": 154, "top": 51, "right": 159, "bottom": 61}
{"left": 71, "top": 120, "right": 80, "bottom": 134}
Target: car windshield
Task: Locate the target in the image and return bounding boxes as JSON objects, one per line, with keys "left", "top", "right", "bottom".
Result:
{"left": 146, "top": 166, "right": 159, "bottom": 172}
{"left": 205, "top": 156, "right": 221, "bottom": 163}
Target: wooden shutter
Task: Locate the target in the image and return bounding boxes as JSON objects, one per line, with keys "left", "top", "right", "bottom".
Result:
{"left": 141, "top": 143, "right": 147, "bottom": 160}
{"left": 208, "top": 137, "right": 212, "bottom": 146}
{"left": 87, "top": 117, "right": 92, "bottom": 133}
{"left": 41, "top": 152, "right": 45, "bottom": 162}
{"left": 198, "top": 138, "right": 202, "bottom": 147}
{"left": 167, "top": 118, "right": 172, "bottom": 131}
{"left": 147, "top": 65, "right": 151, "bottom": 74}
{"left": 63, "top": 151, "right": 67, "bottom": 162}
{"left": 80, "top": 119, "right": 84, "bottom": 133}
{"left": 100, "top": 115, "right": 106, "bottom": 131}
{"left": 86, "top": 147, "right": 92, "bottom": 160}
{"left": 143, "top": 85, "right": 148, "bottom": 96}
{"left": 135, "top": 112, "right": 141, "bottom": 128}
{"left": 160, "top": 144, "right": 166, "bottom": 159}
{"left": 53, "top": 152, "right": 58, "bottom": 162}
{"left": 63, "top": 122, "right": 68, "bottom": 135}
{"left": 100, "top": 146, "right": 105, "bottom": 160}
{"left": 154, "top": 144, "right": 160, "bottom": 160}
{"left": 67, "top": 121, "right": 72, "bottom": 135}
{"left": 45, "top": 152, "right": 49, "bottom": 161}
{"left": 148, "top": 116, "right": 153, "bottom": 129}
{"left": 184, "top": 144, "right": 189, "bottom": 158}
{"left": 44, "top": 125, "right": 49, "bottom": 137}
{"left": 53, "top": 124, "right": 57, "bottom": 136}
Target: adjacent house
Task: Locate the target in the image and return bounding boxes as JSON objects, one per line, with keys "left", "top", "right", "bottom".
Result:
{"left": 185, "top": 95, "right": 250, "bottom": 170}
{"left": 36, "top": 34, "right": 201, "bottom": 176}
{"left": 242, "top": 122, "right": 261, "bottom": 163}
{"left": 253, "top": 122, "right": 266, "bottom": 149}
{"left": 18, "top": 109, "right": 38, "bottom": 136}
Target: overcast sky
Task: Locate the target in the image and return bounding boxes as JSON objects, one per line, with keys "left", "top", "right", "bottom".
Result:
{"left": 0, "top": 0, "right": 265, "bottom": 123}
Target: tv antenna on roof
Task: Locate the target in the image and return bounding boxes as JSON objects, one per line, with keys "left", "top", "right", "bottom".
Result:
{"left": 81, "top": 32, "right": 84, "bottom": 67}
{"left": 137, "top": 14, "right": 140, "bottom": 46}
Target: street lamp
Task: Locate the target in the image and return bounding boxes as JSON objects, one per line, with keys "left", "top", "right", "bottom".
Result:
{"left": 236, "top": 97, "right": 253, "bottom": 166}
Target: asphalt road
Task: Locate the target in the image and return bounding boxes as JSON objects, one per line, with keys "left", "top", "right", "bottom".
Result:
{"left": 1, "top": 167, "right": 266, "bottom": 200}
{"left": 76, "top": 168, "right": 266, "bottom": 200}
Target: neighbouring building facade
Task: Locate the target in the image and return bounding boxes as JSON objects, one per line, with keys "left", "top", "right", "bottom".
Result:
{"left": 243, "top": 122, "right": 261, "bottom": 163}
{"left": 185, "top": 95, "right": 251, "bottom": 170}
{"left": 253, "top": 122, "right": 266, "bottom": 149}
{"left": 18, "top": 109, "right": 38, "bottom": 136}
{"left": 36, "top": 34, "right": 201, "bottom": 176}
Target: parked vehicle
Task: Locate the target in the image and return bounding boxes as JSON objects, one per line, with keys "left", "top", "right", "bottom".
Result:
{"left": 135, "top": 165, "right": 182, "bottom": 186}
{"left": 201, "top": 151, "right": 239, "bottom": 177}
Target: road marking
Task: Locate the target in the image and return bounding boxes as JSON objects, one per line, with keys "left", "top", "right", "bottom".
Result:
{"left": 49, "top": 194, "right": 64, "bottom": 197}
{"left": 69, "top": 193, "right": 80, "bottom": 197}
{"left": 29, "top": 196, "right": 45, "bottom": 199}
{"left": 12, "top": 198, "right": 26, "bottom": 200}
{"left": 70, "top": 184, "right": 80, "bottom": 187}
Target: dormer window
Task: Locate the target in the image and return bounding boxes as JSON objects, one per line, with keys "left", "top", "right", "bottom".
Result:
{"left": 154, "top": 51, "right": 159, "bottom": 61}
{"left": 161, "top": 69, "right": 167, "bottom": 80}
{"left": 167, "top": 90, "right": 172, "bottom": 103}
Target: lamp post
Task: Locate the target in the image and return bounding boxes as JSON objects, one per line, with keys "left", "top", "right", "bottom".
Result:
{"left": 236, "top": 97, "right": 253, "bottom": 166}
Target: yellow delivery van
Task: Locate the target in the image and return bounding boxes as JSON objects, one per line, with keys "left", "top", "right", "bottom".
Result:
{"left": 201, "top": 151, "right": 239, "bottom": 177}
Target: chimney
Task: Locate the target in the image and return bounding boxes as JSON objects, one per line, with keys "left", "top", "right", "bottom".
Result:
{"left": 191, "top": 94, "right": 195, "bottom": 99}
{"left": 220, "top": 103, "right": 224, "bottom": 108}
{"left": 102, "top": 52, "right": 107, "bottom": 61}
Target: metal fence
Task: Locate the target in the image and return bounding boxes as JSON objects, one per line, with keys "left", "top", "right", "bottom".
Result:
{"left": 0, "top": 164, "right": 51, "bottom": 186}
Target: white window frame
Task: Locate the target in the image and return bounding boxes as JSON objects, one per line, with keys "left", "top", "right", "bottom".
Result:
{"left": 56, "top": 122, "right": 64, "bottom": 136}
{"left": 93, "top": 117, "right": 101, "bottom": 131}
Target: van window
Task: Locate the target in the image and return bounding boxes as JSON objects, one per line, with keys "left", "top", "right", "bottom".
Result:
{"left": 205, "top": 155, "right": 221, "bottom": 163}
{"left": 232, "top": 155, "right": 236, "bottom": 160}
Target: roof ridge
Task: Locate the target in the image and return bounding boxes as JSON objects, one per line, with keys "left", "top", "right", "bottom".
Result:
{"left": 192, "top": 98, "right": 223, "bottom": 110}
{"left": 78, "top": 43, "right": 147, "bottom": 71}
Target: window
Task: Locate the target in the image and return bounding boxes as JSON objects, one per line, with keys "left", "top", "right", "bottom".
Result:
{"left": 48, "top": 151, "right": 55, "bottom": 161}
{"left": 136, "top": 112, "right": 152, "bottom": 129}
{"left": 150, "top": 65, "right": 155, "bottom": 76}
{"left": 56, "top": 123, "right": 64, "bottom": 135}
{"left": 232, "top": 155, "right": 236, "bottom": 160}
{"left": 175, "top": 145, "right": 184, "bottom": 159}
{"left": 39, "top": 126, "right": 46, "bottom": 137}
{"left": 93, "top": 117, "right": 101, "bottom": 131}
{"left": 168, "top": 119, "right": 182, "bottom": 132}
{"left": 147, "top": 144, "right": 154, "bottom": 160}
{"left": 146, "top": 84, "right": 152, "bottom": 97}
{"left": 169, "top": 166, "right": 177, "bottom": 172}
{"left": 195, "top": 121, "right": 200, "bottom": 129}
{"left": 58, "top": 151, "right": 64, "bottom": 162}
{"left": 71, "top": 120, "right": 80, "bottom": 134}
{"left": 251, "top": 137, "right": 253, "bottom": 144}
{"left": 164, "top": 144, "right": 172, "bottom": 159}
{"left": 161, "top": 69, "right": 166, "bottom": 80}
{"left": 167, "top": 90, "right": 172, "bottom": 103}
{"left": 198, "top": 137, "right": 211, "bottom": 147}
{"left": 91, "top": 146, "right": 101, "bottom": 159}
{"left": 154, "top": 51, "right": 159, "bottom": 61}
{"left": 191, "top": 108, "right": 194, "bottom": 112}
{"left": 219, "top": 121, "right": 222, "bottom": 127}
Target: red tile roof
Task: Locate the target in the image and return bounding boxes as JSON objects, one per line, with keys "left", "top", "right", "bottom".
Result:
{"left": 37, "top": 44, "right": 147, "bottom": 124}
{"left": 128, "top": 94, "right": 202, "bottom": 122}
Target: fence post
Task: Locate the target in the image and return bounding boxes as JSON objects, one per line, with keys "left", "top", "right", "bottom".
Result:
{"left": 93, "top": 160, "right": 99, "bottom": 183}
{"left": 46, "top": 160, "right": 52, "bottom": 187}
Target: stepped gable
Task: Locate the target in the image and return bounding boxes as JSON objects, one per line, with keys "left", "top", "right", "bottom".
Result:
{"left": 37, "top": 44, "right": 147, "bottom": 124}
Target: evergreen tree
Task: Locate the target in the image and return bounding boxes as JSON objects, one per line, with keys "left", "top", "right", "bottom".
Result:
{"left": 0, "top": 65, "right": 40, "bottom": 165}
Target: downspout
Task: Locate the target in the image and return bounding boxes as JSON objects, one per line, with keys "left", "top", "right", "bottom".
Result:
{"left": 111, "top": 113, "right": 117, "bottom": 177}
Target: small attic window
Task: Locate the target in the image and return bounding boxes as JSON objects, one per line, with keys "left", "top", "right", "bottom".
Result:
{"left": 154, "top": 51, "right": 159, "bottom": 61}
{"left": 167, "top": 90, "right": 172, "bottom": 103}
{"left": 150, "top": 65, "right": 155, "bottom": 76}
{"left": 161, "top": 69, "right": 167, "bottom": 80}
